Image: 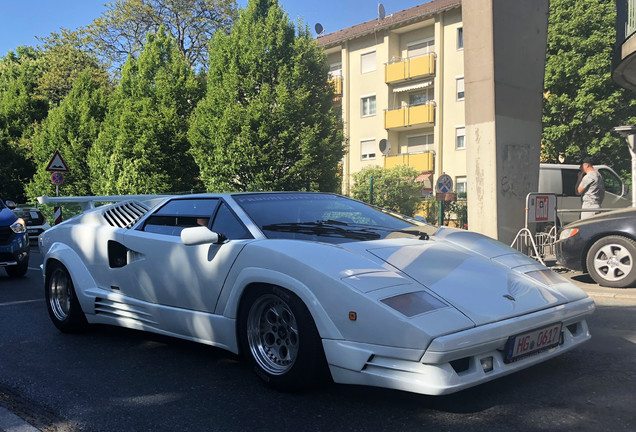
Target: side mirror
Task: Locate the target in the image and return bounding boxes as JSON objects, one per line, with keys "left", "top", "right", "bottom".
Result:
{"left": 623, "top": 183, "right": 630, "bottom": 197}
{"left": 5, "top": 200, "right": 16, "bottom": 210}
{"left": 180, "top": 226, "right": 226, "bottom": 246}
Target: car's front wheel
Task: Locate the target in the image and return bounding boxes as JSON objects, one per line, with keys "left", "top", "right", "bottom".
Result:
{"left": 238, "top": 286, "right": 326, "bottom": 391}
{"left": 586, "top": 235, "right": 636, "bottom": 288}
{"left": 45, "top": 262, "right": 87, "bottom": 332}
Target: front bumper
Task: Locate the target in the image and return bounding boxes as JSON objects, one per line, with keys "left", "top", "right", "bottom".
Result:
{"left": 0, "top": 233, "right": 30, "bottom": 267}
{"left": 555, "top": 237, "right": 586, "bottom": 271}
{"left": 323, "top": 297, "right": 595, "bottom": 395}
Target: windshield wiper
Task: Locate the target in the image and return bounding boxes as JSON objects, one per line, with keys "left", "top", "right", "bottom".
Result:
{"left": 262, "top": 221, "right": 381, "bottom": 240}
{"left": 337, "top": 223, "right": 431, "bottom": 241}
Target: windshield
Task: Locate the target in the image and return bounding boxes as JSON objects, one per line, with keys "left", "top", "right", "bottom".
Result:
{"left": 234, "top": 193, "right": 436, "bottom": 244}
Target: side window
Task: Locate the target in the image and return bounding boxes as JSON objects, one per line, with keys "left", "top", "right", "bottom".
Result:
{"left": 561, "top": 169, "right": 580, "bottom": 197}
{"left": 212, "top": 203, "right": 252, "bottom": 240}
{"left": 143, "top": 199, "right": 219, "bottom": 236}
{"left": 598, "top": 168, "right": 622, "bottom": 195}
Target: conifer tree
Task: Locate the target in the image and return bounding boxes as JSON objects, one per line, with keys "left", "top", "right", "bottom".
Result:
{"left": 89, "top": 26, "right": 204, "bottom": 194}
{"left": 189, "top": 0, "right": 345, "bottom": 192}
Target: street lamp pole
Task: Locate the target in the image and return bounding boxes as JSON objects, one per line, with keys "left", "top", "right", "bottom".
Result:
{"left": 613, "top": 125, "right": 636, "bottom": 207}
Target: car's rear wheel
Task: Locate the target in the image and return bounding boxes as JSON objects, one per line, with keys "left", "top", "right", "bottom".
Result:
{"left": 238, "top": 286, "right": 326, "bottom": 391}
{"left": 45, "top": 262, "right": 87, "bottom": 332}
{"left": 586, "top": 235, "right": 636, "bottom": 288}
{"left": 5, "top": 260, "right": 28, "bottom": 278}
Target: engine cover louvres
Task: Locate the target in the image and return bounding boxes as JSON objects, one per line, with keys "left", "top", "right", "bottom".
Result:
{"left": 102, "top": 201, "right": 150, "bottom": 228}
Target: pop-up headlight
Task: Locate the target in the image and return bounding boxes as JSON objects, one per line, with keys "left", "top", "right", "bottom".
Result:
{"left": 525, "top": 269, "right": 569, "bottom": 286}
{"left": 381, "top": 291, "right": 448, "bottom": 317}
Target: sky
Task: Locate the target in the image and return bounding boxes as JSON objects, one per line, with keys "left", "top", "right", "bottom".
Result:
{"left": 0, "top": 0, "right": 427, "bottom": 58}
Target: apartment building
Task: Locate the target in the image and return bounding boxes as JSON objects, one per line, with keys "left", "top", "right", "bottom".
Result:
{"left": 317, "top": 0, "right": 465, "bottom": 197}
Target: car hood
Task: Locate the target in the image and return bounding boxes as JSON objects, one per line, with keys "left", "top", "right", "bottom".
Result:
{"left": 341, "top": 229, "right": 585, "bottom": 326}
{"left": 563, "top": 207, "right": 636, "bottom": 227}
{"left": 0, "top": 207, "right": 17, "bottom": 226}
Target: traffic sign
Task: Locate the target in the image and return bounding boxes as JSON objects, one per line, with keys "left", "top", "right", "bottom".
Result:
{"left": 46, "top": 151, "right": 70, "bottom": 173}
{"left": 51, "top": 172, "right": 64, "bottom": 185}
{"left": 435, "top": 174, "right": 454, "bottom": 194}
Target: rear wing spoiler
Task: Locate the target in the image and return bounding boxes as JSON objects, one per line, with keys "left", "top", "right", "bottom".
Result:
{"left": 37, "top": 195, "right": 173, "bottom": 212}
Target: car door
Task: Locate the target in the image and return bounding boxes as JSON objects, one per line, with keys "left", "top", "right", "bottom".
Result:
{"left": 115, "top": 198, "right": 253, "bottom": 313}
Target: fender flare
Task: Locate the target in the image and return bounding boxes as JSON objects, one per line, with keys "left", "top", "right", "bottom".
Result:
{"left": 221, "top": 267, "right": 343, "bottom": 340}
{"left": 43, "top": 242, "right": 98, "bottom": 314}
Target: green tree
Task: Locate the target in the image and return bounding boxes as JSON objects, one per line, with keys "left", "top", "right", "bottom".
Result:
{"left": 89, "top": 26, "right": 204, "bottom": 195}
{"left": 37, "top": 29, "right": 111, "bottom": 106}
{"left": 0, "top": 47, "right": 49, "bottom": 202}
{"left": 542, "top": 0, "right": 636, "bottom": 173}
{"left": 84, "top": 0, "right": 237, "bottom": 70}
{"left": 189, "top": 0, "right": 345, "bottom": 193}
{"left": 26, "top": 70, "right": 109, "bottom": 200}
{"left": 351, "top": 165, "right": 423, "bottom": 216}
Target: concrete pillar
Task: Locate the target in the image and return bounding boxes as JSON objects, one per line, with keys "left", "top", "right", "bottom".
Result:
{"left": 463, "top": 0, "right": 549, "bottom": 244}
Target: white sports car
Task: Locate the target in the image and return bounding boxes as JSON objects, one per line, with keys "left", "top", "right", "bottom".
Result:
{"left": 39, "top": 192, "right": 594, "bottom": 395}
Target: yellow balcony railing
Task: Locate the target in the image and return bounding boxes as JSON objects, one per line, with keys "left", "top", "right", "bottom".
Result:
{"left": 384, "top": 108, "right": 406, "bottom": 128}
{"left": 385, "top": 62, "right": 407, "bottom": 82}
{"left": 408, "top": 103, "right": 435, "bottom": 125}
{"left": 384, "top": 103, "right": 435, "bottom": 129}
{"left": 385, "top": 53, "right": 436, "bottom": 84}
{"left": 329, "top": 76, "right": 342, "bottom": 96}
{"left": 384, "top": 152, "right": 435, "bottom": 172}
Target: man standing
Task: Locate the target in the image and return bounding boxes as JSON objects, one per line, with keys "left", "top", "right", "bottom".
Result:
{"left": 575, "top": 157, "right": 605, "bottom": 219}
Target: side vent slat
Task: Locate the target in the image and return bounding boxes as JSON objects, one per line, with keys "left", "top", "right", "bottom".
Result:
{"left": 102, "top": 200, "right": 151, "bottom": 229}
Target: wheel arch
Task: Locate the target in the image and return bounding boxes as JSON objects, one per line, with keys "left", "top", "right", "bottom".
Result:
{"left": 222, "top": 268, "right": 343, "bottom": 342}
{"left": 43, "top": 243, "right": 98, "bottom": 313}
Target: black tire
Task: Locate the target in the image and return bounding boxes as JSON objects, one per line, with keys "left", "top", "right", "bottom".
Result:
{"left": 238, "top": 286, "right": 327, "bottom": 391}
{"left": 5, "top": 260, "right": 28, "bottom": 278}
{"left": 586, "top": 235, "right": 636, "bottom": 288}
{"left": 45, "top": 262, "right": 88, "bottom": 332}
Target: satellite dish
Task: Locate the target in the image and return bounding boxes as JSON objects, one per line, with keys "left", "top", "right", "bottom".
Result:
{"left": 379, "top": 139, "right": 391, "bottom": 155}
{"left": 378, "top": 3, "right": 386, "bottom": 20}
{"left": 315, "top": 23, "right": 324, "bottom": 35}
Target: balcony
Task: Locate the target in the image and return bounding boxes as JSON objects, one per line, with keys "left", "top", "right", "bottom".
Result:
{"left": 385, "top": 54, "right": 436, "bottom": 84}
{"left": 384, "top": 152, "right": 434, "bottom": 172}
{"left": 329, "top": 76, "right": 343, "bottom": 96}
{"left": 384, "top": 102, "right": 435, "bottom": 130}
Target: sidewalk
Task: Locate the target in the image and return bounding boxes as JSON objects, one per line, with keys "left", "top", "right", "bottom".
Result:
{"left": 0, "top": 407, "right": 39, "bottom": 432}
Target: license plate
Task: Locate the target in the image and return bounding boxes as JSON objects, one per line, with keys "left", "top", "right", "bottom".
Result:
{"left": 504, "top": 323, "right": 563, "bottom": 363}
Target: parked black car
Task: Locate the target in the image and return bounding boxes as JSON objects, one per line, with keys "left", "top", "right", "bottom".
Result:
{"left": 555, "top": 208, "right": 636, "bottom": 288}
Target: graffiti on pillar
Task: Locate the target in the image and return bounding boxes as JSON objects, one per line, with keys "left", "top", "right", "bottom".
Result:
{"left": 500, "top": 143, "right": 535, "bottom": 198}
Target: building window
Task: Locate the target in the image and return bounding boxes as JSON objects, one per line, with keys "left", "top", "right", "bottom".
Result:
{"left": 457, "top": 27, "right": 463, "bottom": 50}
{"left": 361, "top": 139, "right": 377, "bottom": 160}
{"left": 361, "top": 51, "right": 376, "bottom": 73}
{"left": 409, "top": 88, "right": 434, "bottom": 106}
{"left": 456, "top": 126, "right": 466, "bottom": 150}
{"left": 361, "top": 95, "right": 376, "bottom": 117}
{"left": 456, "top": 177, "right": 467, "bottom": 197}
{"left": 403, "top": 133, "right": 434, "bottom": 154}
{"left": 456, "top": 77, "right": 465, "bottom": 101}
{"left": 407, "top": 39, "right": 434, "bottom": 58}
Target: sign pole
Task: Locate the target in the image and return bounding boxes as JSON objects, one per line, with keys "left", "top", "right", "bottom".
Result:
{"left": 54, "top": 182, "right": 62, "bottom": 225}
{"left": 46, "top": 151, "right": 69, "bottom": 226}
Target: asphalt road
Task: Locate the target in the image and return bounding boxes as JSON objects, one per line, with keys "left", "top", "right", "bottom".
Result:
{"left": 0, "top": 250, "right": 634, "bottom": 432}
